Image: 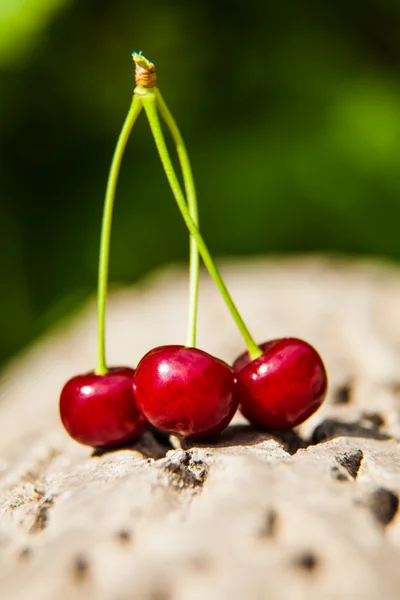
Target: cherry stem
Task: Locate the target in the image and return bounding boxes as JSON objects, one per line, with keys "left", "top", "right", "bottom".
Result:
{"left": 96, "top": 95, "right": 143, "bottom": 375}
{"left": 140, "top": 91, "right": 262, "bottom": 360}
{"left": 155, "top": 89, "right": 199, "bottom": 348}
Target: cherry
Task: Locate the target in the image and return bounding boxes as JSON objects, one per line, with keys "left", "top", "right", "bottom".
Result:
{"left": 133, "top": 345, "right": 238, "bottom": 439}
{"left": 59, "top": 71, "right": 147, "bottom": 449}
{"left": 60, "top": 367, "right": 146, "bottom": 448}
{"left": 233, "top": 338, "right": 328, "bottom": 430}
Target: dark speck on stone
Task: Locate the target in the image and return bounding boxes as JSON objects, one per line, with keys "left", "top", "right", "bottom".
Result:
{"left": 72, "top": 555, "right": 90, "bottom": 583}
{"left": 331, "top": 466, "right": 349, "bottom": 482}
{"left": 336, "top": 449, "right": 364, "bottom": 479}
{"left": 294, "top": 552, "right": 319, "bottom": 572}
{"left": 18, "top": 547, "right": 32, "bottom": 562}
{"left": 367, "top": 488, "right": 399, "bottom": 526}
{"left": 116, "top": 529, "right": 131, "bottom": 543}
{"left": 258, "top": 509, "right": 278, "bottom": 538}
{"left": 333, "top": 383, "right": 352, "bottom": 405}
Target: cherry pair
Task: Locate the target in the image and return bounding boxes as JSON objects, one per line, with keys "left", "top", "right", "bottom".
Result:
{"left": 134, "top": 337, "right": 327, "bottom": 434}
{"left": 60, "top": 54, "right": 328, "bottom": 449}
{"left": 60, "top": 345, "right": 235, "bottom": 446}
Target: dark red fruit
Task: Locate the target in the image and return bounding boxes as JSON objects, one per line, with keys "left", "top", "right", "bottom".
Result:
{"left": 60, "top": 367, "right": 146, "bottom": 448}
{"left": 133, "top": 345, "right": 238, "bottom": 439}
{"left": 233, "top": 338, "right": 327, "bottom": 430}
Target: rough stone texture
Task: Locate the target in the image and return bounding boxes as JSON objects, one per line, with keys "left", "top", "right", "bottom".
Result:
{"left": 1, "top": 256, "right": 400, "bottom": 599}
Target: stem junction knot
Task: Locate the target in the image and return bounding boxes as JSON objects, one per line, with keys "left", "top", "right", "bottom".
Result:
{"left": 132, "top": 52, "right": 157, "bottom": 89}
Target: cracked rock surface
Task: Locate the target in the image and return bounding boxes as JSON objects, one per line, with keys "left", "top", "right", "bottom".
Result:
{"left": 1, "top": 256, "right": 400, "bottom": 599}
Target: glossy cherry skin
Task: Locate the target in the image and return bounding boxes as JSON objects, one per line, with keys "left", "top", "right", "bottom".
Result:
{"left": 133, "top": 345, "right": 238, "bottom": 439}
{"left": 60, "top": 367, "right": 146, "bottom": 448}
{"left": 233, "top": 338, "right": 328, "bottom": 430}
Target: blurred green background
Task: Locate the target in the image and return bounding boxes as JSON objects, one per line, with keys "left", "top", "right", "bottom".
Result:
{"left": 1, "top": 0, "right": 400, "bottom": 369}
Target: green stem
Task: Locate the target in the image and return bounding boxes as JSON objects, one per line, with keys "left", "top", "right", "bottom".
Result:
{"left": 155, "top": 89, "right": 199, "bottom": 348}
{"left": 141, "top": 92, "right": 261, "bottom": 360}
{"left": 96, "top": 95, "right": 143, "bottom": 375}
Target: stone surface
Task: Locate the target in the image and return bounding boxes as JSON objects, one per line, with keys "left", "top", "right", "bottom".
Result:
{"left": 1, "top": 256, "right": 400, "bottom": 599}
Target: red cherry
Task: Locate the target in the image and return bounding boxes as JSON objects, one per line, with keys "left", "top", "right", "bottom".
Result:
{"left": 60, "top": 367, "right": 146, "bottom": 448}
{"left": 233, "top": 338, "right": 328, "bottom": 430}
{"left": 133, "top": 345, "right": 238, "bottom": 439}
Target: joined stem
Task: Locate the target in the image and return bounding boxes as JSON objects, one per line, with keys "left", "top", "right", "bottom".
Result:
{"left": 155, "top": 90, "right": 199, "bottom": 348}
{"left": 96, "top": 95, "right": 143, "bottom": 375}
{"left": 141, "top": 93, "right": 261, "bottom": 360}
